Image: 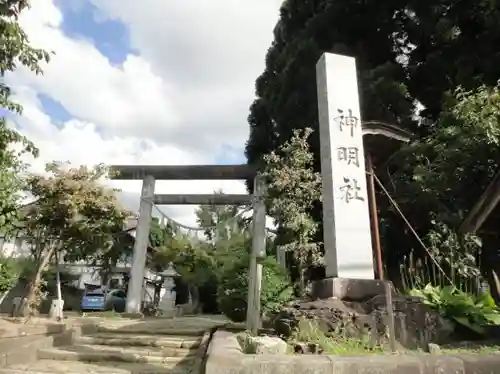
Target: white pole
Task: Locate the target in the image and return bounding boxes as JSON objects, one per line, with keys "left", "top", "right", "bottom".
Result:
{"left": 55, "top": 247, "right": 63, "bottom": 320}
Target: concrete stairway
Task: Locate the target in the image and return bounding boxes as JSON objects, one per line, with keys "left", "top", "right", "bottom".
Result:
{"left": 0, "top": 323, "right": 209, "bottom": 374}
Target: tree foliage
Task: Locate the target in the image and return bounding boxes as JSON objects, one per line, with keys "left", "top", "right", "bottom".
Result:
{"left": 246, "top": 0, "right": 500, "bottom": 165}
{"left": 151, "top": 233, "right": 215, "bottom": 287}
{"left": 0, "top": 255, "right": 18, "bottom": 294}
{"left": 262, "top": 128, "right": 322, "bottom": 291}
{"left": 0, "top": 0, "right": 50, "bottom": 234}
{"left": 195, "top": 191, "right": 249, "bottom": 242}
{"left": 150, "top": 200, "right": 271, "bottom": 313}
{"left": 21, "top": 162, "right": 129, "bottom": 314}
{"left": 381, "top": 84, "right": 500, "bottom": 292}
{"left": 246, "top": 0, "right": 500, "bottom": 295}
{"left": 217, "top": 254, "right": 293, "bottom": 322}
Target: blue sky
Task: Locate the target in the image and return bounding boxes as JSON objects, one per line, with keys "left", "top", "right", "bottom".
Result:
{"left": 57, "top": 0, "right": 130, "bottom": 65}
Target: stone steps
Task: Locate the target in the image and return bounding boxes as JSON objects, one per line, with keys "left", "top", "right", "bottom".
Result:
{"left": 76, "top": 333, "right": 201, "bottom": 349}
{"left": 37, "top": 344, "right": 197, "bottom": 365}
{"left": 0, "top": 360, "right": 193, "bottom": 374}
{"left": 72, "top": 342, "right": 195, "bottom": 357}
{"left": 1, "top": 318, "right": 215, "bottom": 374}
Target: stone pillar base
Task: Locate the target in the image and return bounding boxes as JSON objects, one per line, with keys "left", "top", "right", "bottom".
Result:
{"left": 312, "top": 277, "right": 393, "bottom": 301}
{"left": 121, "top": 312, "right": 144, "bottom": 319}
{"left": 157, "top": 309, "right": 177, "bottom": 318}
{"left": 49, "top": 299, "right": 64, "bottom": 320}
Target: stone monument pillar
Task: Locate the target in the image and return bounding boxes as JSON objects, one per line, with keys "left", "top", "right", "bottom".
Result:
{"left": 314, "top": 53, "right": 386, "bottom": 299}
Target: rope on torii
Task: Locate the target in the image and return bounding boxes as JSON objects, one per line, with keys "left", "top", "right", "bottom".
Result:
{"left": 147, "top": 200, "right": 253, "bottom": 241}
{"left": 141, "top": 196, "right": 277, "bottom": 239}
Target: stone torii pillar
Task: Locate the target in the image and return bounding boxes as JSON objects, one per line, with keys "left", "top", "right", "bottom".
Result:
{"left": 126, "top": 175, "right": 155, "bottom": 314}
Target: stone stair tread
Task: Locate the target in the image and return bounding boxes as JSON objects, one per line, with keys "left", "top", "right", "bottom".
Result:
{"left": 77, "top": 334, "right": 200, "bottom": 348}
{"left": 38, "top": 346, "right": 195, "bottom": 364}
{"left": 0, "top": 359, "right": 193, "bottom": 374}
{"left": 69, "top": 343, "right": 196, "bottom": 357}
{"left": 85, "top": 333, "right": 200, "bottom": 341}
{"left": 96, "top": 326, "right": 205, "bottom": 336}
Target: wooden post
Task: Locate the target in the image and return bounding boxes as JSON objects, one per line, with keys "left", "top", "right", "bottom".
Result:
{"left": 247, "top": 175, "right": 267, "bottom": 334}
{"left": 126, "top": 175, "right": 155, "bottom": 314}
{"left": 366, "top": 153, "right": 384, "bottom": 280}
{"left": 384, "top": 282, "right": 397, "bottom": 353}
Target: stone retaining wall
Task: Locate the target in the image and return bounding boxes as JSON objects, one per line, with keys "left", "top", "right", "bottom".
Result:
{"left": 205, "top": 330, "right": 500, "bottom": 374}
{"left": 0, "top": 322, "right": 66, "bottom": 339}
{"left": 0, "top": 321, "right": 97, "bottom": 367}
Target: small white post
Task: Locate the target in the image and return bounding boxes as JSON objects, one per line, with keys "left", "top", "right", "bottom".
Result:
{"left": 277, "top": 246, "right": 286, "bottom": 266}
{"left": 246, "top": 175, "right": 267, "bottom": 334}
{"left": 126, "top": 175, "right": 155, "bottom": 314}
{"left": 50, "top": 238, "right": 66, "bottom": 321}
{"left": 55, "top": 248, "right": 63, "bottom": 320}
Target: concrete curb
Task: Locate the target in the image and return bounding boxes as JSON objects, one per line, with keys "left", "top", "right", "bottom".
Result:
{"left": 205, "top": 330, "right": 500, "bottom": 374}
{"left": 193, "top": 331, "right": 211, "bottom": 374}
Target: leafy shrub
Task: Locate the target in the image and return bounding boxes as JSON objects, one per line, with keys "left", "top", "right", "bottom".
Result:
{"left": 0, "top": 256, "right": 19, "bottom": 294}
{"left": 409, "top": 284, "right": 500, "bottom": 335}
{"left": 217, "top": 255, "right": 293, "bottom": 322}
{"left": 400, "top": 223, "right": 482, "bottom": 293}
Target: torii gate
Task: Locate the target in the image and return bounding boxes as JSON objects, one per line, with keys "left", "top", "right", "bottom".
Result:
{"left": 109, "top": 164, "right": 265, "bottom": 333}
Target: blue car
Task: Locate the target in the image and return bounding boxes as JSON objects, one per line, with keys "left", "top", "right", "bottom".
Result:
{"left": 81, "top": 288, "right": 127, "bottom": 312}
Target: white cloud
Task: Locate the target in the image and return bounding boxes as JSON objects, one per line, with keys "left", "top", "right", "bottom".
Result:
{"left": 6, "top": 0, "right": 282, "bottom": 227}
{"left": 91, "top": 0, "right": 283, "bottom": 150}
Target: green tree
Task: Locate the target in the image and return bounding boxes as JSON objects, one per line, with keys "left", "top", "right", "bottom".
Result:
{"left": 262, "top": 128, "right": 322, "bottom": 293}
{"left": 0, "top": 254, "right": 18, "bottom": 295}
{"left": 403, "top": 0, "right": 500, "bottom": 121}
{"left": 149, "top": 217, "right": 174, "bottom": 249}
{"left": 246, "top": 0, "right": 500, "bottom": 294}
{"left": 0, "top": 0, "right": 50, "bottom": 234}
{"left": 381, "top": 84, "right": 500, "bottom": 292}
{"left": 195, "top": 192, "right": 249, "bottom": 242}
{"left": 246, "top": 0, "right": 500, "bottom": 167}
{"left": 21, "top": 162, "right": 129, "bottom": 315}
{"left": 217, "top": 254, "right": 293, "bottom": 322}
{"left": 150, "top": 232, "right": 216, "bottom": 310}
{"left": 152, "top": 235, "right": 215, "bottom": 287}
{"left": 245, "top": 0, "right": 415, "bottom": 169}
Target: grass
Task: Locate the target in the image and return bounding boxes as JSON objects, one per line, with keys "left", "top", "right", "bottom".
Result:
{"left": 439, "top": 341, "right": 500, "bottom": 355}
{"left": 233, "top": 319, "right": 500, "bottom": 356}
{"left": 287, "top": 319, "right": 384, "bottom": 355}
{"left": 442, "top": 345, "right": 500, "bottom": 354}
